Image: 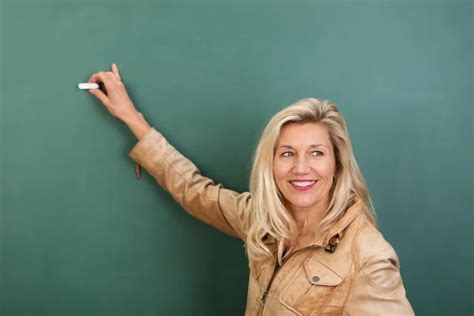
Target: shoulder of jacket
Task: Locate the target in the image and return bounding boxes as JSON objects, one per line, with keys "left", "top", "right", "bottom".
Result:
{"left": 351, "top": 218, "right": 399, "bottom": 272}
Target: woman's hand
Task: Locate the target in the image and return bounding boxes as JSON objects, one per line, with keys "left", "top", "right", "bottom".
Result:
{"left": 88, "top": 63, "right": 138, "bottom": 122}
{"left": 88, "top": 63, "right": 151, "bottom": 140}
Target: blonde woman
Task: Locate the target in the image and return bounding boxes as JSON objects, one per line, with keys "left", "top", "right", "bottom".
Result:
{"left": 88, "top": 64, "right": 414, "bottom": 315}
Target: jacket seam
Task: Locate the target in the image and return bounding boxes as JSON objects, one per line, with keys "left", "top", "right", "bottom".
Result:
{"left": 351, "top": 219, "right": 366, "bottom": 272}
{"left": 340, "top": 272, "right": 356, "bottom": 313}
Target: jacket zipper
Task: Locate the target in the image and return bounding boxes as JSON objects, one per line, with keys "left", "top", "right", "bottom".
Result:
{"left": 261, "top": 260, "right": 280, "bottom": 304}
{"left": 260, "top": 245, "right": 317, "bottom": 309}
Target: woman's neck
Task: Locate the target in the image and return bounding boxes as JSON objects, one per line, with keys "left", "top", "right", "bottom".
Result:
{"left": 290, "top": 199, "right": 329, "bottom": 235}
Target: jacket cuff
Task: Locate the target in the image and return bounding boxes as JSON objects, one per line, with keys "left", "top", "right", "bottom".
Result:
{"left": 128, "top": 127, "right": 176, "bottom": 175}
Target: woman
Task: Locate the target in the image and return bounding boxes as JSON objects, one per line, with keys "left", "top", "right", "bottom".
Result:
{"left": 88, "top": 64, "right": 414, "bottom": 315}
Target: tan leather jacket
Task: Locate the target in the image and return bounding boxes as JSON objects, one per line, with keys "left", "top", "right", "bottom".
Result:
{"left": 129, "top": 128, "right": 415, "bottom": 316}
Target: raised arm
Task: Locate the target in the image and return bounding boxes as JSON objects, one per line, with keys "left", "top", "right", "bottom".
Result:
{"left": 88, "top": 64, "right": 251, "bottom": 240}
{"left": 128, "top": 127, "right": 251, "bottom": 239}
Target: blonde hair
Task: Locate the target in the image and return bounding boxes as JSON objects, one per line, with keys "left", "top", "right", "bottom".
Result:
{"left": 246, "top": 98, "right": 375, "bottom": 266}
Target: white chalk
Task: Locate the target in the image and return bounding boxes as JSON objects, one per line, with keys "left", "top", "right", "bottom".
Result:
{"left": 78, "top": 83, "right": 99, "bottom": 90}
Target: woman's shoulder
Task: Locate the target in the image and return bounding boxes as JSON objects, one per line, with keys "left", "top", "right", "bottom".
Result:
{"left": 350, "top": 215, "right": 401, "bottom": 271}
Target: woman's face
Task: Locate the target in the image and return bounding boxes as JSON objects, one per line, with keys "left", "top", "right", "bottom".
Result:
{"left": 273, "top": 122, "right": 336, "bottom": 214}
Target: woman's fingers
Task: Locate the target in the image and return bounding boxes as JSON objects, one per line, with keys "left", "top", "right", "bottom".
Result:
{"left": 89, "top": 86, "right": 109, "bottom": 106}
{"left": 87, "top": 70, "right": 121, "bottom": 102}
{"left": 87, "top": 65, "right": 135, "bottom": 120}
{"left": 87, "top": 72, "right": 110, "bottom": 105}
{"left": 111, "top": 63, "right": 121, "bottom": 81}
{"left": 88, "top": 71, "right": 111, "bottom": 85}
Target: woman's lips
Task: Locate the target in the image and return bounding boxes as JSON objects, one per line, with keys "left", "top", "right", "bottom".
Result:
{"left": 289, "top": 180, "right": 317, "bottom": 192}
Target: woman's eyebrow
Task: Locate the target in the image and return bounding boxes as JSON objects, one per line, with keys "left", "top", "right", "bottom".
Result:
{"left": 277, "top": 144, "right": 330, "bottom": 149}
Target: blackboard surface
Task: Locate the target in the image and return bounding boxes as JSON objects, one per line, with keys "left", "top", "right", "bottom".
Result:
{"left": 1, "top": 1, "right": 472, "bottom": 315}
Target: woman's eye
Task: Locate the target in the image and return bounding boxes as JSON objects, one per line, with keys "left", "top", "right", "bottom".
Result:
{"left": 311, "top": 151, "right": 324, "bottom": 156}
{"left": 281, "top": 151, "right": 294, "bottom": 157}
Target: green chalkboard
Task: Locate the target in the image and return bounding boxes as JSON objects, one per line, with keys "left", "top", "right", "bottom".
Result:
{"left": 1, "top": 1, "right": 472, "bottom": 315}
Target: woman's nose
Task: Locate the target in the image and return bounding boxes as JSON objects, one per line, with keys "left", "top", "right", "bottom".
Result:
{"left": 293, "top": 156, "right": 310, "bottom": 174}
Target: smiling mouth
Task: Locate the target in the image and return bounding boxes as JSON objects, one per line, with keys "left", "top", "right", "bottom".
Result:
{"left": 289, "top": 180, "right": 317, "bottom": 192}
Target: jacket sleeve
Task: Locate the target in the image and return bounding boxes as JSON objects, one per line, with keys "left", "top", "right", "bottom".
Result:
{"left": 343, "top": 226, "right": 415, "bottom": 315}
{"left": 128, "top": 127, "right": 251, "bottom": 240}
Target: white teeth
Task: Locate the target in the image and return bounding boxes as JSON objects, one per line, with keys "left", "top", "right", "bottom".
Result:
{"left": 291, "top": 181, "right": 315, "bottom": 187}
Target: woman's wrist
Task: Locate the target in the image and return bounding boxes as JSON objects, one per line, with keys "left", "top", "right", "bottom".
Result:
{"left": 122, "top": 111, "right": 151, "bottom": 140}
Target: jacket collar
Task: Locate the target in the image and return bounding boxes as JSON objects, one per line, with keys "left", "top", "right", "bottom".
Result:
{"left": 311, "top": 198, "right": 364, "bottom": 251}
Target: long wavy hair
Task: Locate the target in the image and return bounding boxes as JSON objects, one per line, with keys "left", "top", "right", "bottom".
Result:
{"left": 246, "top": 98, "right": 375, "bottom": 266}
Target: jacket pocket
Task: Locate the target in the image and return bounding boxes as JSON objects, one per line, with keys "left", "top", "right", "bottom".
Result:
{"left": 279, "top": 257, "right": 344, "bottom": 315}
